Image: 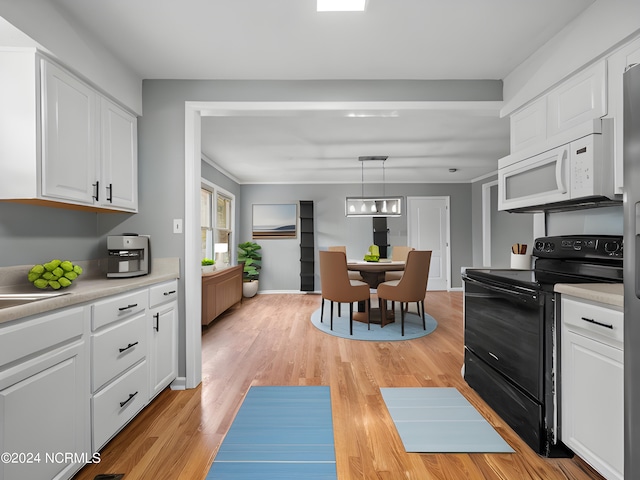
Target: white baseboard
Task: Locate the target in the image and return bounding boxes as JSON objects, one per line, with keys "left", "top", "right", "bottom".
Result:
{"left": 170, "top": 377, "right": 187, "bottom": 390}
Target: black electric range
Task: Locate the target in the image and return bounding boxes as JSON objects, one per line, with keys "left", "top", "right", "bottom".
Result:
{"left": 462, "top": 235, "right": 623, "bottom": 457}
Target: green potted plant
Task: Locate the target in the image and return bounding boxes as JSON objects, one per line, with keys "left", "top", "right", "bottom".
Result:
{"left": 201, "top": 257, "right": 215, "bottom": 274}
{"left": 238, "top": 241, "right": 262, "bottom": 297}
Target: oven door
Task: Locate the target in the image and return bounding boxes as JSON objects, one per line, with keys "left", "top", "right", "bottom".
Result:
{"left": 463, "top": 274, "right": 544, "bottom": 400}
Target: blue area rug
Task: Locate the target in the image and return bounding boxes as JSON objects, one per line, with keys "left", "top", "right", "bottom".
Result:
{"left": 380, "top": 387, "right": 514, "bottom": 453}
{"left": 206, "top": 386, "right": 337, "bottom": 479}
{"left": 310, "top": 307, "right": 437, "bottom": 341}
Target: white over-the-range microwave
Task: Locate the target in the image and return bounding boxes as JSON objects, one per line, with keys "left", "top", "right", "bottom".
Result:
{"left": 497, "top": 118, "right": 621, "bottom": 212}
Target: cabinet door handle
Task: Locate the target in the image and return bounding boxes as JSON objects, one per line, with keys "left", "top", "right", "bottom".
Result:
{"left": 580, "top": 316, "right": 613, "bottom": 329}
{"left": 488, "top": 352, "right": 499, "bottom": 361}
{"left": 118, "top": 303, "right": 138, "bottom": 311}
{"left": 118, "top": 341, "right": 139, "bottom": 353}
{"left": 119, "top": 391, "right": 138, "bottom": 408}
{"left": 107, "top": 183, "right": 113, "bottom": 203}
{"left": 92, "top": 180, "right": 99, "bottom": 201}
{"left": 163, "top": 290, "right": 176, "bottom": 296}
{"left": 154, "top": 313, "right": 160, "bottom": 332}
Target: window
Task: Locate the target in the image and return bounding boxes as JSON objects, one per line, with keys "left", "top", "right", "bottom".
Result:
{"left": 201, "top": 183, "right": 234, "bottom": 267}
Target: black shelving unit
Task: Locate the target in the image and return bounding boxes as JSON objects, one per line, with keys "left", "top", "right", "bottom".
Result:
{"left": 299, "top": 201, "right": 315, "bottom": 291}
{"left": 372, "top": 217, "right": 390, "bottom": 258}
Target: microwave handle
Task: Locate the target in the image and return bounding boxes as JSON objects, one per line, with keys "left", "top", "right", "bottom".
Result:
{"left": 555, "top": 148, "right": 568, "bottom": 194}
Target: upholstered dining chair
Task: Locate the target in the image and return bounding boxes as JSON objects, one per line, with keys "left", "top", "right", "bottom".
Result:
{"left": 328, "top": 245, "right": 363, "bottom": 281}
{"left": 319, "top": 250, "right": 371, "bottom": 334}
{"left": 384, "top": 246, "right": 415, "bottom": 281}
{"left": 377, "top": 250, "right": 432, "bottom": 336}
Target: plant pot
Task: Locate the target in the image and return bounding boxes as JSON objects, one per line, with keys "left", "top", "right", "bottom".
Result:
{"left": 202, "top": 265, "right": 215, "bottom": 274}
{"left": 243, "top": 280, "right": 259, "bottom": 298}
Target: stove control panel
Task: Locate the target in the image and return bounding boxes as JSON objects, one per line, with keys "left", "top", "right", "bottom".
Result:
{"left": 533, "top": 235, "right": 623, "bottom": 259}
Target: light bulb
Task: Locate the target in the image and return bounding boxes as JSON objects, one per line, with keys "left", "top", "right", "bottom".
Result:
{"left": 381, "top": 200, "right": 388, "bottom": 213}
{"left": 360, "top": 202, "right": 366, "bottom": 212}
{"left": 349, "top": 204, "right": 355, "bottom": 213}
{"left": 371, "top": 203, "right": 377, "bottom": 212}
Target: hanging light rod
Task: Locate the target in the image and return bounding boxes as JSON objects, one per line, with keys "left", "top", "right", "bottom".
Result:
{"left": 358, "top": 155, "right": 388, "bottom": 162}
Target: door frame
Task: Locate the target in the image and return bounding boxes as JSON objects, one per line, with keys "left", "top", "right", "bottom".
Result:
{"left": 406, "top": 195, "right": 451, "bottom": 291}
{"left": 185, "top": 101, "right": 502, "bottom": 388}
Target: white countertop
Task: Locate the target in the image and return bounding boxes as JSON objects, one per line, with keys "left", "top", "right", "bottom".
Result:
{"left": 554, "top": 283, "right": 623, "bottom": 308}
{"left": 0, "top": 257, "right": 180, "bottom": 325}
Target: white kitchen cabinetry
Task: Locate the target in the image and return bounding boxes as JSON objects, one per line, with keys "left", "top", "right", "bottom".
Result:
{"left": 90, "top": 290, "right": 149, "bottom": 451}
{"left": 546, "top": 61, "right": 607, "bottom": 137}
{"left": 41, "top": 60, "right": 98, "bottom": 204}
{"left": 510, "top": 98, "right": 547, "bottom": 152}
{"left": 561, "top": 296, "right": 623, "bottom": 480}
{"left": 148, "top": 280, "right": 178, "bottom": 399}
{"left": 0, "top": 49, "right": 138, "bottom": 212}
{"left": 607, "top": 34, "right": 640, "bottom": 194}
{"left": 0, "top": 306, "right": 90, "bottom": 480}
{"left": 509, "top": 60, "right": 607, "bottom": 153}
{"left": 100, "top": 97, "right": 138, "bottom": 210}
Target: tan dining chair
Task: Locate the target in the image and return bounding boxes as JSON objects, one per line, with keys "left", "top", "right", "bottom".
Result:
{"left": 328, "top": 246, "right": 363, "bottom": 281}
{"left": 319, "top": 250, "right": 371, "bottom": 334}
{"left": 377, "top": 250, "right": 432, "bottom": 336}
{"left": 384, "top": 246, "right": 414, "bottom": 281}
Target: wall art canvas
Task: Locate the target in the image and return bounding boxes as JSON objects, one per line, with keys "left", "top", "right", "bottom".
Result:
{"left": 252, "top": 204, "right": 298, "bottom": 239}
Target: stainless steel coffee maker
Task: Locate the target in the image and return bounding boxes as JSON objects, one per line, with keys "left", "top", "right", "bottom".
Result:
{"left": 107, "top": 234, "right": 150, "bottom": 278}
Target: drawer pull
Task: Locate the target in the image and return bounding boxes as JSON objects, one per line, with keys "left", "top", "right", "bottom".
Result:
{"left": 163, "top": 290, "right": 176, "bottom": 296}
{"left": 488, "top": 352, "right": 499, "bottom": 361}
{"left": 119, "top": 341, "right": 139, "bottom": 353}
{"left": 153, "top": 313, "right": 160, "bottom": 332}
{"left": 581, "top": 316, "right": 613, "bottom": 329}
{"left": 119, "top": 391, "right": 138, "bottom": 408}
{"left": 118, "top": 303, "right": 138, "bottom": 311}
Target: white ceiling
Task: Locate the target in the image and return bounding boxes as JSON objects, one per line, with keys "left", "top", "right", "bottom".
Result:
{"left": 45, "top": 0, "right": 596, "bottom": 184}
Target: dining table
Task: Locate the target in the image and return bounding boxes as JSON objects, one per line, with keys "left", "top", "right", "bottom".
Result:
{"left": 346, "top": 259, "right": 405, "bottom": 324}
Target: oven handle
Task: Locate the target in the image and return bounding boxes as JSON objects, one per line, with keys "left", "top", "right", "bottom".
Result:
{"left": 462, "top": 274, "right": 538, "bottom": 302}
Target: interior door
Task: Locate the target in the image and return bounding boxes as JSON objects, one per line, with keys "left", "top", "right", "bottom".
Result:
{"left": 407, "top": 196, "right": 450, "bottom": 290}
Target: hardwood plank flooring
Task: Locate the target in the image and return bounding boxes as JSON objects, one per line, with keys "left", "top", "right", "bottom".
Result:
{"left": 73, "top": 292, "right": 603, "bottom": 479}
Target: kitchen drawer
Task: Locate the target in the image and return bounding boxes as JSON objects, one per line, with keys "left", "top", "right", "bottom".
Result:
{"left": 91, "top": 312, "right": 146, "bottom": 392}
{"left": 92, "top": 289, "right": 147, "bottom": 331}
{"left": 0, "top": 306, "right": 85, "bottom": 368}
{"left": 92, "top": 359, "right": 148, "bottom": 451}
{"left": 149, "top": 280, "right": 178, "bottom": 309}
{"left": 562, "top": 296, "right": 623, "bottom": 347}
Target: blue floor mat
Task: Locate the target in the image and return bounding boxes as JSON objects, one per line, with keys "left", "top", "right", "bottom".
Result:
{"left": 206, "top": 386, "right": 337, "bottom": 479}
{"left": 380, "top": 387, "right": 514, "bottom": 453}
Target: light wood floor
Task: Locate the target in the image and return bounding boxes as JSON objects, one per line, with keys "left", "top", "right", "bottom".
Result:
{"left": 73, "top": 292, "right": 603, "bottom": 479}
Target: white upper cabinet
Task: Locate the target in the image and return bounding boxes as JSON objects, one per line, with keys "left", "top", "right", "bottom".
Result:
{"left": 546, "top": 60, "right": 607, "bottom": 137}
{"left": 41, "top": 60, "right": 98, "bottom": 204}
{"left": 0, "top": 49, "right": 138, "bottom": 212}
{"left": 510, "top": 98, "right": 547, "bottom": 152}
{"left": 509, "top": 60, "right": 607, "bottom": 154}
{"left": 100, "top": 97, "right": 138, "bottom": 210}
{"left": 607, "top": 34, "right": 640, "bottom": 194}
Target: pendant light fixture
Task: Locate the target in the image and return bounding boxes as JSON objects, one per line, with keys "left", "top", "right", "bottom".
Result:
{"left": 345, "top": 156, "right": 403, "bottom": 217}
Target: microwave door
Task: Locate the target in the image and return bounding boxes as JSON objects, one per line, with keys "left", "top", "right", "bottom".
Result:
{"left": 498, "top": 145, "right": 571, "bottom": 211}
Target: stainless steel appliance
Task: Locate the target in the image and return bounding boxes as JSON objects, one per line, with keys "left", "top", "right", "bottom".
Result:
{"left": 462, "top": 235, "right": 623, "bottom": 457}
{"left": 623, "top": 62, "right": 640, "bottom": 479}
{"left": 107, "top": 234, "right": 150, "bottom": 278}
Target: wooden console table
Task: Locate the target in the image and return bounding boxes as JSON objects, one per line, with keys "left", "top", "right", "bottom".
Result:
{"left": 202, "top": 264, "right": 243, "bottom": 325}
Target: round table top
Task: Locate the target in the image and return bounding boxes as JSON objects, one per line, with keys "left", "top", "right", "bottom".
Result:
{"left": 347, "top": 260, "right": 405, "bottom": 272}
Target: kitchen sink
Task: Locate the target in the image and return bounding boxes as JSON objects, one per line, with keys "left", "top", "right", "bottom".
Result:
{"left": 0, "top": 292, "right": 69, "bottom": 310}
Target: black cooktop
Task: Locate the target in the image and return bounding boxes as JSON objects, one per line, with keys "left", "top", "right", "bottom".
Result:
{"left": 464, "top": 235, "right": 624, "bottom": 291}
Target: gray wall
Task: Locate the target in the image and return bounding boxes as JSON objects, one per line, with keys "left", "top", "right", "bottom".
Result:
{"left": 0, "top": 202, "right": 108, "bottom": 266}
{"left": 240, "top": 182, "right": 472, "bottom": 291}
{"left": 470, "top": 174, "right": 535, "bottom": 268}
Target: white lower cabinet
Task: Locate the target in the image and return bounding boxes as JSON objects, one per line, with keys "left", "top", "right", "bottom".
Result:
{"left": 149, "top": 281, "right": 178, "bottom": 399}
{"left": 0, "top": 279, "right": 179, "bottom": 480}
{"left": 0, "top": 306, "right": 90, "bottom": 480}
{"left": 91, "top": 359, "right": 148, "bottom": 451}
{"left": 90, "top": 289, "right": 149, "bottom": 452}
{"left": 561, "top": 296, "right": 623, "bottom": 480}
